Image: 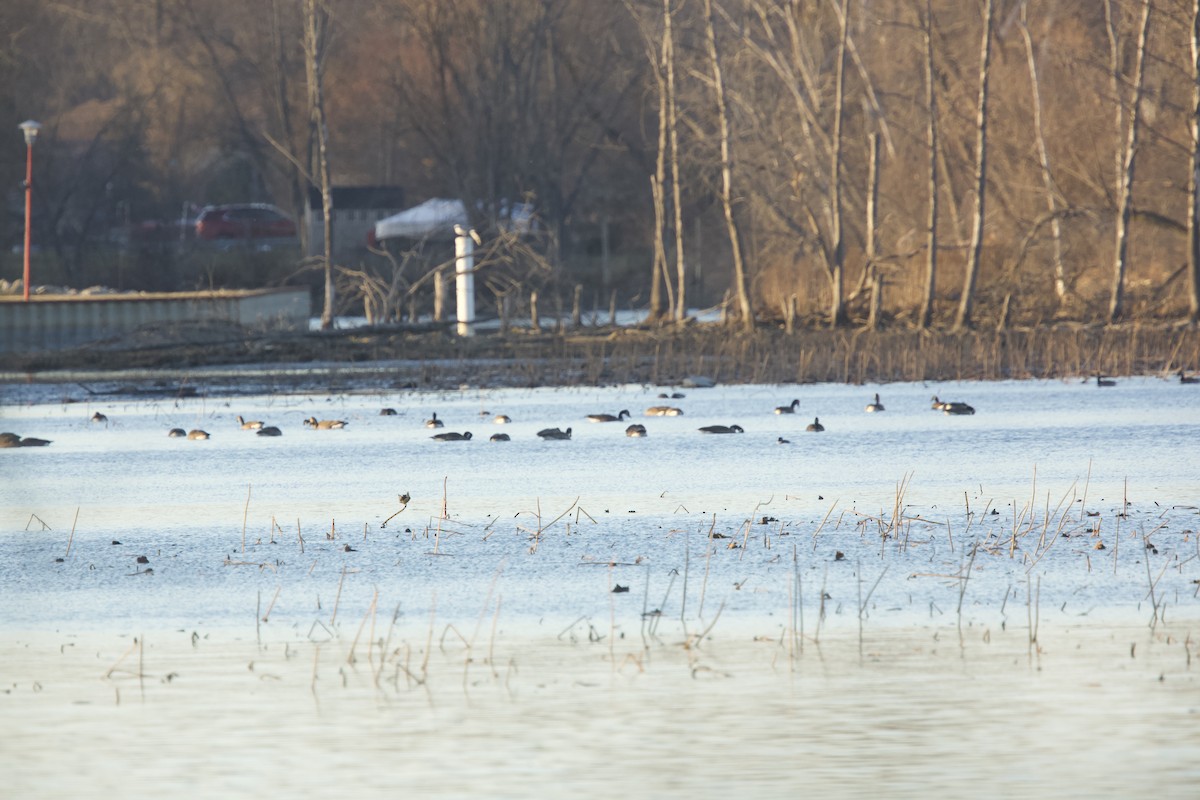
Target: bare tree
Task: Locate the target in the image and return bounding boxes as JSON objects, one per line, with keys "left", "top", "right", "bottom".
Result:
{"left": 304, "top": 0, "right": 335, "bottom": 329}
{"left": 919, "top": 0, "right": 939, "bottom": 329}
{"left": 663, "top": 0, "right": 688, "bottom": 322}
{"left": 1191, "top": 0, "right": 1200, "bottom": 323}
{"left": 1105, "top": 0, "right": 1153, "bottom": 324}
{"left": 1018, "top": 0, "right": 1066, "bottom": 303}
{"left": 954, "top": 0, "right": 995, "bottom": 331}
{"left": 703, "top": 0, "right": 753, "bottom": 331}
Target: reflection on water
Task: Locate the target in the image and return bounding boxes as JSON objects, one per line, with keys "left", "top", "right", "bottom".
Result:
{"left": 2, "top": 623, "right": 1197, "bottom": 799}
{"left": 1, "top": 376, "right": 1198, "bottom": 797}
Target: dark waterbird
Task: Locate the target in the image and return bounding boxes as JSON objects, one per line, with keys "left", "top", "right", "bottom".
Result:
{"left": 537, "top": 427, "right": 573, "bottom": 440}
{"left": 865, "top": 393, "right": 884, "bottom": 412}
{"left": 587, "top": 410, "right": 631, "bottom": 423}
{"left": 806, "top": 417, "right": 825, "bottom": 432}
{"left": 432, "top": 431, "right": 473, "bottom": 441}
{"left": 699, "top": 424, "right": 744, "bottom": 434}
{"left": 774, "top": 399, "right": 800, "bottom": 415}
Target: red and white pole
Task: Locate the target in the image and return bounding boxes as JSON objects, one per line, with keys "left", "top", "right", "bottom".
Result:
{"left": 18, "top": 120, "right": 41, "bottom": 302}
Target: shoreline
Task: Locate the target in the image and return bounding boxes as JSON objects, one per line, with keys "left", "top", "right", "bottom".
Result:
{"left": 2, "top": 320, "right": 1198, "bottom": 391}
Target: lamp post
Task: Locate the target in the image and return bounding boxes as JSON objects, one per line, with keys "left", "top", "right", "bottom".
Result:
{"left": 18, "top": 120, "right": 41, "bottom": 302}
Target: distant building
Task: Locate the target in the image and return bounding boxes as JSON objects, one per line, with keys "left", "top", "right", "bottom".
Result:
{"left": 305, "top": 186, "right": 406, "bottom": 260}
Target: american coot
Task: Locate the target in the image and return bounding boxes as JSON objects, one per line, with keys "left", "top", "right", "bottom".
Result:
{"left": 304, "top": 417, "right": 348, "bottom": 429}
{"left": 699, "top": 424, "right": 744, "bottom": 434}
{"left": 806, "top": 417, "right": 825, "bottom": 432}
{"left": 625, "top": 424, "right": 648, "bottom": 437}
{"left": 865, "top": 393, "right": 884, "bottom": 412}
{"left": 432, "top": 431, "right": 472, "bottom": 441}
{"left": 645, "top": 406, "right": 684, "bottom": 417}
{"left": 587, "top": 410, "right": 631, "bottom": 423}
{"left": 537, "top": 427, "right": 573, "bottom": 440}
{"left": 774, "top": 399, "right": 800, "bottom": 414}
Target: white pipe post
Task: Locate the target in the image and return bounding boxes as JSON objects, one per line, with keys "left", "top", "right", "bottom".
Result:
{"left": 454, "top": 226, "right": 476, "bottom": 336}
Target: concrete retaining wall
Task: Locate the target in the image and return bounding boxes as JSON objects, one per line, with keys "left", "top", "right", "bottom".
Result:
{"left": 0, "top": 288, "right": 311, "bottom": 352}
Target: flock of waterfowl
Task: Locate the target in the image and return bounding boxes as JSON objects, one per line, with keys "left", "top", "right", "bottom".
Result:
{"left": 3, "top": 370, "right": 1194, "bottom": 449}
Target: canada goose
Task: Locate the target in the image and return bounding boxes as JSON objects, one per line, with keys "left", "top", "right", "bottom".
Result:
{"left": 90, "top": 411, "right": 108, "bottom": 425}
{"left": 432, "top": 431, "right": 472, "bottom": 441}
{"left": 1181, "top": 370, "right": 1200, "bottom": 384}
{"left": 537, "top": 427, "right": 573, "bottom": 440}
{"left": 256, "top": 426, "right": 283, "bottom": 437}
{"left": 167, "top": 428, "right": 186, "bottom": 438}
{"left": 699, "top": 424, "right": 744, "bottom": 434}
{"left": 493, "top": 414, "right": 512, "bottom": 424}
{"left": 380, "top": 408, "right": 397, "bottom": 416}
{"left": 425, "top": 412, "right": 444, "bottom": 429}
{"left": 777, "top": 436, "right": 791, "bottom": 444}
{"left": 865, "top": 393, "right": 884, "bottom": 412}
{"left": 17, "top": 436, "right": 51, "bottom": 447}
{"left": 1096, "top": 375, "right": 1116, "bottom": 387}
{"left": 0, "top": 432, "right": 50, "bottom": 448}
{"left": 645, "top": 406, "right": 684, "bottom": 416}
{"left": 806, "top": 417, "right": 824, "bottom": 432}
{"left": 587, "top": 409, "right": 631, "bottom": 423}
{"left": 774, "top": 399, "right": 800, "bottom": 415}
{"left": 625, "top": 424, "right": 648, "bottom": 437}
{"left": 489, "top": 433, "right": 511, "bottom": 442}
{"left": 931, "top": 396, "right": 975, "bottom": 414}
{"left": 237, "top": 415, "right": 264, "bottom": 430}
{"left": 304, "top": 416, "right": 348, "bottom": 429}
{"left": 187, "top": 429, "right": 210, "bottom": 440}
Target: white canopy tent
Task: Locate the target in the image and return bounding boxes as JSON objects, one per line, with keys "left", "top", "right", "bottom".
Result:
{"left": 373, "top": 198, "right": 534, "bottom": 242}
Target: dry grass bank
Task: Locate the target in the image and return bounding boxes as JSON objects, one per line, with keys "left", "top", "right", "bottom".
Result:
{"left": 2, "top": 320, "right": 1197, "bottom": 388}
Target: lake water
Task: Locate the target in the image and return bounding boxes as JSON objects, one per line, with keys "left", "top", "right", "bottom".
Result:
{"left": 2, "top": 373, "right": 1198, "bottom": 797}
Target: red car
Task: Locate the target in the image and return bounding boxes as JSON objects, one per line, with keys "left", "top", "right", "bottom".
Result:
{"left": 195, "top": 204, "right": 296, "bottom": 240}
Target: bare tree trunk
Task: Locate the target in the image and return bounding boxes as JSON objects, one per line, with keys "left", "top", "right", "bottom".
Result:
{"left": 865, "top": 131, "right": 881, "bottom": 330}
{"left": 620, "top": 0, "right": 669, "bottom": 323}
{"left": 954, "top": 0, "right": 995, "bottom": 332}
{"left": 305, "top": 0, "right": 334, "bottom": 330}
{"left": 703, "top": 0, "right": 753, "bottom": 332}
{"left": 919, "top": 0, "right": 939, "bottom": 329}
{"left": 1107, "top": 0, "right": 1153, "bottom": 324}
{"left": 1191, "top": 0, "right": 1200, "bottom": 323}
{"left": 1019, "top": 0, "right": 1066, "bottom": 302}
{"left": 663, "top": 0, "right": 686, "bottom": 322}
{"left": 827, "top": 0, "right": 850, "bottom": 328}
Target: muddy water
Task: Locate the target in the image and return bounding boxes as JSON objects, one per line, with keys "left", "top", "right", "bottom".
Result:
{"left": 2, "top": 375, "right": 1198, "bottom": 797}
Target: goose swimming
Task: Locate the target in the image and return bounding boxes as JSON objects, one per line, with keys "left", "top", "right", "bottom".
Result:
{"left": 699, "top": 424, "right": 744, "bottom": 434}
{"left": 774, "top": 399, "right": 800, "bottom": 415}
{"left": 537, "top": 427, "right": 573, "bottom": 440}
{"left": 806, "top": 417, "right": 825, "bottom": 432}
{"left": 432, "top": 431, "right": 472, "bottom": 441}
{"left": 865, "top": 393, "right": 884, "bottom": 412}
{"left": 588, "top": 409, "right": 630, "bottom": 423}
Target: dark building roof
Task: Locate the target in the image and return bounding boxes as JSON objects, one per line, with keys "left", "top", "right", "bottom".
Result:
{"left": 306, "top": 186, "right": 406, "bottom": 210}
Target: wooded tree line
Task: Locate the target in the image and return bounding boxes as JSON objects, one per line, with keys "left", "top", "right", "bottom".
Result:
{"left": 3, "top": 0, "right": 1199, "bottom": 329}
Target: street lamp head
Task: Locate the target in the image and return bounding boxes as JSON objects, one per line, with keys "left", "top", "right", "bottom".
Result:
{"left": 19, "top": 120, "right": 42, "bottom": 146}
